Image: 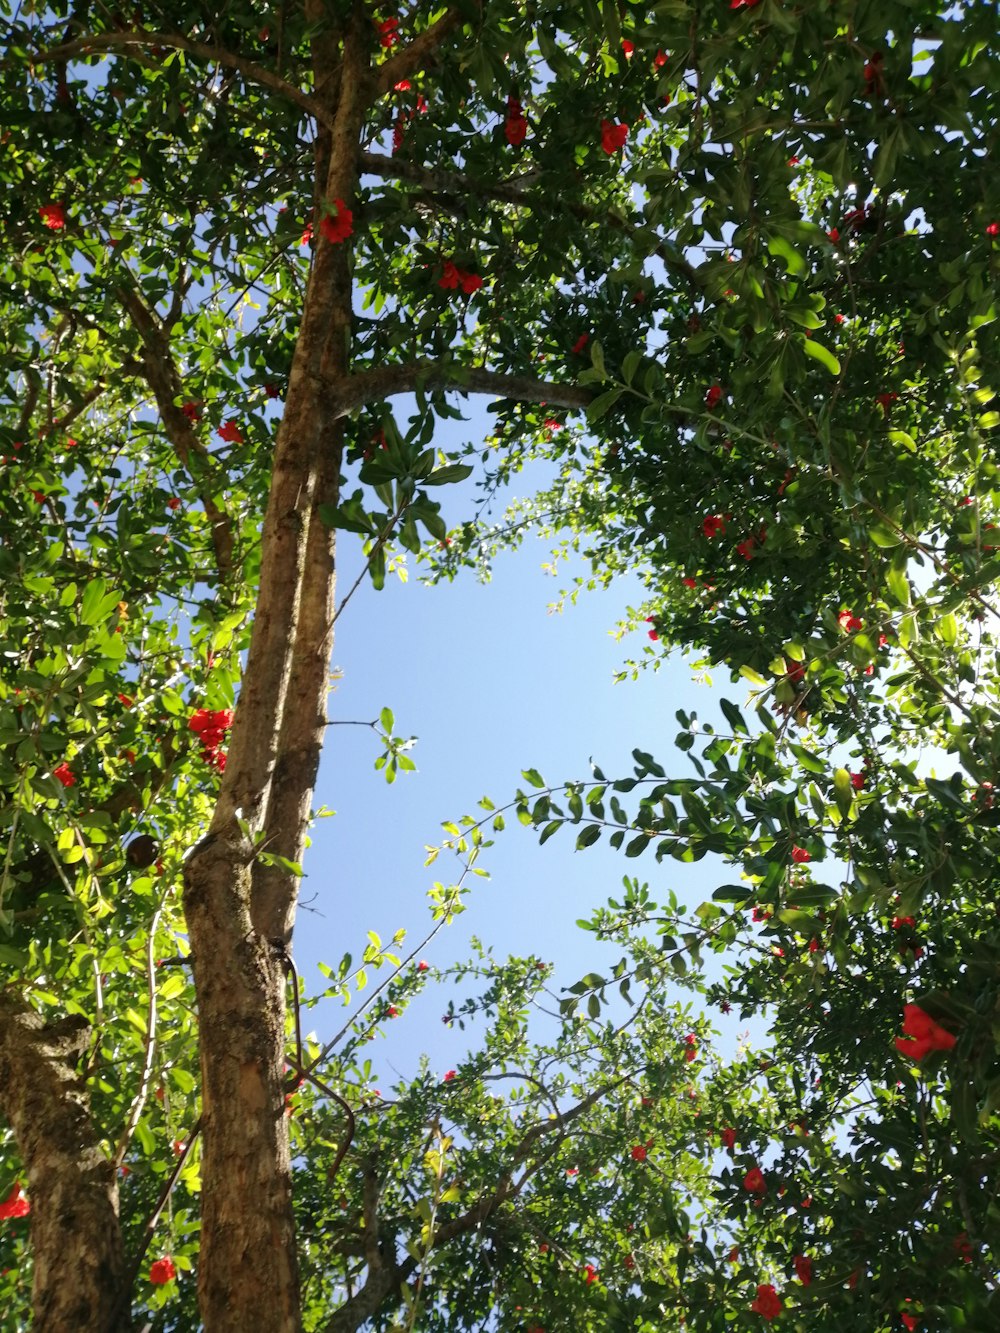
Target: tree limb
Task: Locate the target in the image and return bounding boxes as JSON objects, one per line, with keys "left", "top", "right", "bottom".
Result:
{"left": 374, "top": 7, "right": 474, "bottom": 96}
{"left": 339, "top": 360, "right": 594, "bottom": 417}
{"left": 30, "top": 28, "right": 336, "bottom": 132}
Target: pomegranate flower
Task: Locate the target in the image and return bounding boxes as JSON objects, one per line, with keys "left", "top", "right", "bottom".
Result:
{"left": 895, "top": 1003, "right": 956, "bottom": 1061}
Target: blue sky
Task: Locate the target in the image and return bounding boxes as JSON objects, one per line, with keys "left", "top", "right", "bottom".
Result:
{"left": 291, "top": 402, "right": 746, "bottom": 1084}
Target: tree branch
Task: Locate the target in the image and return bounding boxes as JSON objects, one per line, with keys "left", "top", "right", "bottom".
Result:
{"left": 340, "top": 360, "right": 593, "bottom": 417}
{"left": 359, "top": 151, "right": 701, "bottom": 289}
{"left": 30, "top": 28, "right": 336, "bottom": 132}
{"left": 374, "top": 7, "right": 473, "bottom": 96}
{"left": 116, "top": 284, "right": 236, "bottom": 583}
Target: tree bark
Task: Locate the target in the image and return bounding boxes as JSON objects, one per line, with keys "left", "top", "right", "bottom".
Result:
{"left": 0, "top": 999, "right": 129, "bottom": 1332}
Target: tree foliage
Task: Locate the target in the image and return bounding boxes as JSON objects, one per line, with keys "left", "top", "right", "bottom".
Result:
{"left": 0, "top": 1, "right": 997, "bottom": 1330}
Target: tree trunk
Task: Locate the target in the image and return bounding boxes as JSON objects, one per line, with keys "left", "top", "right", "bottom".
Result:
{"left": 0, "top": 1000, "right": 129, "bottom": 1332}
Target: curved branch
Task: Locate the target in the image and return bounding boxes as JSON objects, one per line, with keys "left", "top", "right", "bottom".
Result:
{"left": 30, "top": 28, "right": 335, "bottom": 130}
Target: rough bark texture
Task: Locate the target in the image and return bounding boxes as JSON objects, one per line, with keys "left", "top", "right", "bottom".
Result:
{"left": 180, "top": 6, "right": 370, "bottom": 1329}
{"left": 0, "top": 999, "right": 129, "bottom": 1332}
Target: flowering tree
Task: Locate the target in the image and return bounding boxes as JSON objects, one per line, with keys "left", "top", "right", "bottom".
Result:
{"left": 0, "top": 2, "right": 997, "bottom": 1331}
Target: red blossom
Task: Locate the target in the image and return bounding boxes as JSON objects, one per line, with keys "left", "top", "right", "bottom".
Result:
{"left": 180, "top": 401, "right": 201, "bottom": 422}
{"left": 0, "top": 1184, "right": 30, "bottom": 1220}
{"left": 443, "top": 1070, "right": 456, "bottom": 1082}
{"left": 167, "top": 497, "right": 181, "bottom": 511}
{"left": 987, "top": 223, "right": 999, "bottom": 237}
{"left": 417, "top": 961, "right": 429, "bottom": 972}
{"left": 505, "top": 96, "right": 528, "bottom": 145}
{"left": 743, "top": 1166, "right": 766, "bottom": 1194}
{"left": 319, "top": 198, "right": 354, "bottom": 244}
{"left": 901, "top": 1315, "right": 919, "bottom": 1332}
{"left": 377, "top": 17, "right": 399, "bottom": 47}
{"left": 838, "top": 609, "right": 863, "bottom": 632}
{"left": 393, "top": 79, "right": 411, "bottom": 91}
{"left": 645, "top": 617, "right": 659, "bottom": 641}
{"left": 621, "top": 39, "right": 634, "bottom": 57}
{"left": 749, "top": 1283, "right": 782, "bottom": 1319}
{"left": 702, "top": 513, "right": 727, "bottom": 539}
{"left": 793, "top": 1253, "right": 812, "bottom": 1286}
{"left": 631, "top": 1144, "right": 648, "bottom": 1162}
{"left": 791, "top": 846, "right": 811, "bottom": 864}
{"left": 149, "top": 1256, "right": 177, "bottom": 1285}
{"left": 39, "top": 203, "right": 66, "bottom": 230}
{"left": 850, "top": 771, "right": 865, "bottom": 790}
{"left": 654, "top": 50, "right": 667, "bottom": 67}
{"left": 53, "top": 762, "right": 76, "bottom": 788}
{"left": 875, "top": 391, "right": 898, "bottom": 418}
{"left": 571, "top": 333, "right": 590, "bottom": 355}
{"left": 705, "top": 384, "right": 724, "bottom": 409}
{"left": 895, "top": 1003, "right": 956, "bottom": 1061}
{"left": 720, "top": 1127, "right": 737, "bottom": 1149}
{"left": 300, "top": 222, "right": 313, "bottom": 246}
{"left": 117, "top": 694, "right": 134, "bottom": 708}
{"left": 217, "top": 420, "right": 244, "bottom": 444}
{"left": 583, "top": 1263, "right": 599, "bottom": 1285}
{"left": 600, "top": 119, "right": 628, "bottom": 154}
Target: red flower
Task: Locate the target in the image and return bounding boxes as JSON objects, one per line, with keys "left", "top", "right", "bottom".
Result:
{"left": 654, "top": 50, "right": 667, "bottom": 67}
{"left": 645, "top": 617, "right": 659, "bottom": 641}
{"left": 684, "top": 1034, "right": 697, "bottom": 1061}
{"left": 505, "top": 97, "right": 528, "bottom": 145}
{"left": 808, "top": 938, "right": 821, "bottom": 953}
{"left": 217, "top": 421, "right": 244, "bottom": 444}
{"left": 827, "top": 227, "right": 840, "bottom": 242}
{"left": 571, "top": 333, "right": 590, "bottom": 355}
{"left": 417, "top": 960, "right": 429, "bottom": 972}
{"left": 53, "top": 762, "right": 76, "bottom": 788}
{"left": 167, "top": 497, "right": 181, "bottom": 511}
{"left": 850, "top": 771, "right": 865, "bottom": 790}
{"left": 705, "top": 384, "right": 724, "bottom": 409}
{"left": 623, "top": 1252, "right": 635, "bottom": 1269}
{"left": 377, "top": 17, "right": 399, "bottom": 47}
{"left": 319, "top": 198, "right": 353, "bottom": 244}
{"left": 438, "top": 260, "right": 482, "bottom": 294}
{"left": 300, "top": 222, "right": 313, "bottom": 246}
{"left": 720, "top": 1127, "right": 737, "bottom": 1149}
{"left": 0, "top": 1183, "right": 30, "bottom": 1220}
{"left": 583, "top": 1263, "right": 599, "bottom": 1285}
{"left": 838, "top": 610, "right": 863, "bottom": 632}
{"left": 460, "top": 270, "right": 483, "bottom": 294}
{"left": 895, "top": 1003, "right": 956, "bottom": 1061}
{"left": 39, "top": 203, "right": 66, "bottom": 230}
{"left": 621, "top": 39, "right": 634, "bottom": 57}
{"left": 180, "top": 401, "right": 201, "bottom": 422}
{"left": 793, "top": 1253, "right": 812, "bottom": 1285}
{"left": 702, "top": 514, "right": 727, "bottom": 538}
{"left": 987, "top": 223, "right": 1000, "bottom": 238}
{"left": 736, "top": 538, "right": 754, "bottom": 560}
{"left": 749, "top": 1283, "right": 782, "bottom": 1319}
{"left": 117, "top": 693, "right": 134, "bottom": 708}
{"left": 631, "top": 1144, "right": 648, "bottom": 1162}
{"left": 875, "top": 391, "right": 898, "bottom": 418}
{"left": 892, "top": 915, "right": 915, "bottom": 930}
{"left": 901, "top": 1315, "right": 919, "bottom": 1332}
{"left": 600, "top": 119, "right": 628, "bottom": 154}
{"left": 393, "top": 79, "right": 411, "bottom": 91}
{"left": 743, "top": 1166, "right": 766, "bottom": 1194}
{"left": 443, "top": 1070, "right": 456, "bottom": 1082}
{"left": 149, "top": 1256, "right": 177, "bottom": 1285}
{"left": 385, "top": 1005, "right": 399, "bottom": 1018}
{"left": 791, "top": 846, "right": 810, "bottom": 864}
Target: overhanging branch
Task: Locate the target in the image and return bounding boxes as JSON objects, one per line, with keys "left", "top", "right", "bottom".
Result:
{"left": 31, "top": 28, "right": 335, "bottom": 131}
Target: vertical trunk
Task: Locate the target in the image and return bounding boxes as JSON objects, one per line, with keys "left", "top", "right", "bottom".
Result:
{"left": 0, "top": 1000, "right": 129, "bottom": 1332}
{"left": 184, "top": 7, "right": 371, "bottom": 1328}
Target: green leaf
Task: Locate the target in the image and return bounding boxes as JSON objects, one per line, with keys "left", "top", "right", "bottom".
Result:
{"left": 424, "top": 464, "right": 474, "bottom": 486}
{"left": 801, "top": 338, "right": 841, "bottom": 376}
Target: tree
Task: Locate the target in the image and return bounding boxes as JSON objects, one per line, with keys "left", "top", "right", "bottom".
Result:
{"left": 0, "top": 1, "right": 997, "bottom": 1331}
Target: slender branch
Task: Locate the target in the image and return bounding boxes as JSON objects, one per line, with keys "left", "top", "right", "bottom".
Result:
{"left": 30, "top": 28, "right": 335, "bottom": 131}
{"left": 116, "top": 283, "right": 236, "bottom": 582}
{"left": 359, "top": 151, "right": 701, "bottom": 288}
{"left": 374, "top": 8, "right": 472, "bottom": 96}
{"left": 114, "top": 907, "right": 162, "bottom": 1168}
